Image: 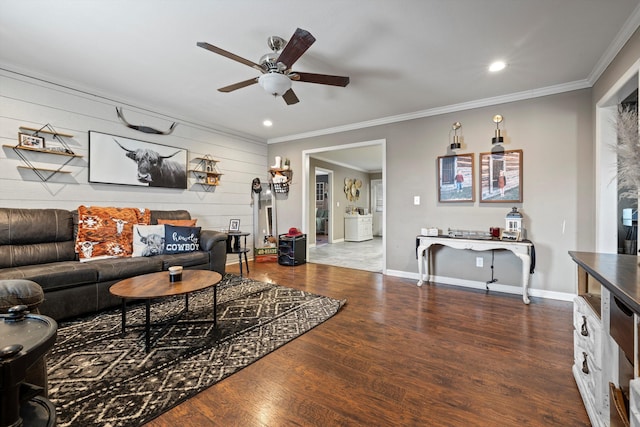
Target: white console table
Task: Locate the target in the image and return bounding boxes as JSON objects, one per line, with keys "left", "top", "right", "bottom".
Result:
{"left": 416, "top": 236, "right": 534, "bottom": 304}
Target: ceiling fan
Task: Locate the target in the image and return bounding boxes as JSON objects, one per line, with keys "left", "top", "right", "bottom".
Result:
{"left": 197, "top": 28, "right": 350, "bottom": 105}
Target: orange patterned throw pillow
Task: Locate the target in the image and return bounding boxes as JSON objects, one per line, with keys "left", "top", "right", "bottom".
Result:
{"left": 76, "top": 206, "right": 151, "bottom": 261}
{"left": 156, "top": 218, "right": 197, "bottom": 227}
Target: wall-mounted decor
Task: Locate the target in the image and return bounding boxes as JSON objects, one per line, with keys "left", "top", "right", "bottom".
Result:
{"left": 344, "top": 178, "right": 361, "bottom": 202}
{"left": 115, "top": 107, "right": 178, "bottom": 135}
{"left": 479, "top": 149, "right": 523, "bottom": 203}
{"left": 18, "top": 133, "right": 45, "bottom": 148}
{"left": 89, "top": 131, "right": 187, "bottom": 189}
{"left": 437, "top": 153, "right": 474, "bottom": 202}
{"left": 491, "top": 114, "right": 505, "bottom": 145}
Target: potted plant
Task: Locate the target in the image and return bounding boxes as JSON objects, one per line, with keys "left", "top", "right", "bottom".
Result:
{"left": 615, "top": 106, "right": 640, "bottom": 200}
{"left": 614, "top": 106, "right": 639, "bottom": 256}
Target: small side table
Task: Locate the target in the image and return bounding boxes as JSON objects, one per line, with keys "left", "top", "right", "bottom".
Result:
{"left": 227, "top": 232, "right": 250, "bottom": 277}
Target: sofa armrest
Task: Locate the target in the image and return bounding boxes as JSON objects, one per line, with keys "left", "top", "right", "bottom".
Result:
{"left": 200, "top": 230, "right": 228, "bottom": 252}
{"left": 199, "top": 230, "right": 228, "bottom": 275}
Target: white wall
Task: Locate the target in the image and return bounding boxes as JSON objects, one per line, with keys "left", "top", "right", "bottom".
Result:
{"left": 0, "top": 70, "right": 268, "bottom": 261}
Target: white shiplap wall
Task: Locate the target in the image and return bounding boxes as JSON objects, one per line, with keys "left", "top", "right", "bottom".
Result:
{"left": 0, "top": 70, "right": 267, "bottom": 256}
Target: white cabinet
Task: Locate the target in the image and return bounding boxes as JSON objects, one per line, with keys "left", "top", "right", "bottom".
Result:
{"left": 573, "top": 296, "right": 606, "bottom": 426}
{"left": 344, "top": 215, "right": 373, "bottom": 242}
{"left": 570, "top": 252, "right": 640, "bottom": 427}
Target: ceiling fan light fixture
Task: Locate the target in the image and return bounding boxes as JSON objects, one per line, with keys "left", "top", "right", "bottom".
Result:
{"left": 258, "top": 73, "right": 291, "bottom": 97}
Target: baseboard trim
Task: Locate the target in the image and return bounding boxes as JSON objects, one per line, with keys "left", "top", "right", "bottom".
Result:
{"left": 385, "top": 269, "right": 575, "bottom": 302}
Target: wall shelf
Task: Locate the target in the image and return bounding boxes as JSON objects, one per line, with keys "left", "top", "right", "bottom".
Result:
{"left": 6, "top": 124, "right": 79, "bottom": 182}
{"left": 190, "top": 155, "right": 222, "bottom": 191}
{"left": 3, "top": 145, "right": 82, "bottom": 158}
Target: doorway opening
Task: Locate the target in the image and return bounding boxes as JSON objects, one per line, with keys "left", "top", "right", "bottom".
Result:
{"left": 302, "top": 139, "right": 386, "bottom": 273}
{"left": 315, "top": 168, "right": 332, "bottom": 247}
{"left": 595, "top": 60, "right": 639, "bottom": 253}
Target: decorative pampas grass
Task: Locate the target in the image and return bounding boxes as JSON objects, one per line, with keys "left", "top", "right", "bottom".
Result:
{"left": 614, "top": 107, "right": 640, "bottom": 200}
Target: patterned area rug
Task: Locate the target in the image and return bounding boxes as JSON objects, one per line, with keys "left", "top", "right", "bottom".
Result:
{"left": 47, "top": 274, "right": 346, "bottom": 426}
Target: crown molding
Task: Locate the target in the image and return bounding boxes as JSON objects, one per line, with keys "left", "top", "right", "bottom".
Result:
{"left": 588, "top": 4, "right": 640, "bottom": 85}
{"left": 268, "top": 80, "right": 591, "bottom": 144}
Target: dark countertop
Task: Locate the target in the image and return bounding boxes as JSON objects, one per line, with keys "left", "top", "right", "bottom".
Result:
{"left": 569, "top": 251, "right": 640, "bottom": 314}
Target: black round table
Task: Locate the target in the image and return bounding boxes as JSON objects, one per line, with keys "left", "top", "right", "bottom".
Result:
{"left": 0, "top": 305, "right": 57, "bottom": 427}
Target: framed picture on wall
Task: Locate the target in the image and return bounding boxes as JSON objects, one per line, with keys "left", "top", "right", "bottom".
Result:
{"left": 437, "top": 153, "right": 475, "bottom": 202}
{"left": 88, "top": 131, "right": 188, "bottom": 189}
{"left": 479, "top": 149, "right": 523, "bottom": 203}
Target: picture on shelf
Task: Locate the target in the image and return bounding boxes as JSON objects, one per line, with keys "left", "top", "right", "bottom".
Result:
{"left": 18, "top": 133, "right": 45, "bottom": 148}
{"left": 437, "top": 153, "right": 474, "bottom": 202}
{"left": 206, "top": 176, "right": 218, "bottom": 185}
{"left": 229, "top": 219, "right": 240, "bottom": 232}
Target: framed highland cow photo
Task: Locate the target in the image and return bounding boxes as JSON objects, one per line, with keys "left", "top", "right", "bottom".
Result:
{"left": 88, "top": 131, "right": 188, "bottom": 189}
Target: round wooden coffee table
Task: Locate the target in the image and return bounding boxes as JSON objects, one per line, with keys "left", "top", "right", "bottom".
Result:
{"left": 109, "top": 269, "right": 222, "bottom": 352}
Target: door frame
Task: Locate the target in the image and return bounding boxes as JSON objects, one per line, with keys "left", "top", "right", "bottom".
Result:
{"left": 595, "top": 59, "right": 639, "bottom": 253}
{"left": 302, "top": 139, "right": 386, "bottom": 273}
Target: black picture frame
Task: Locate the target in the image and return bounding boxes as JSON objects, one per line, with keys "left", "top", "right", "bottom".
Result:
{"left": 88, "top": 131, "right": 187, "bottom": 189}
{"left": 479, "top": 149, "right": 523, "bottom": 203}
{"left": 437, "top": 153, "right": 475, "bottom": 202}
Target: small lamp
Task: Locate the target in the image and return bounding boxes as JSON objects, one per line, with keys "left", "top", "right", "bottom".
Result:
{"left": 492, "top": 114, "right": 504, "bottom": 145}
{"left": 450, "top": 122, "right": 462, "bottom": 151}
{"left": 258, "top": 72, "right": 292, "bottom": 96}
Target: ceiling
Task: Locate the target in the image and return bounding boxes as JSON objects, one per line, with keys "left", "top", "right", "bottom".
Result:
{"left": 1, "top": 1, "right": 639, "bottom": 156}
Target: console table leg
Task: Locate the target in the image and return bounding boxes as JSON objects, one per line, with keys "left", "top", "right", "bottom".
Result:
{"left": 416, "top": 245, "right": 429, "bottom": 286}
{"left": 514, "top": 252, "right": 531, "bottom": 304}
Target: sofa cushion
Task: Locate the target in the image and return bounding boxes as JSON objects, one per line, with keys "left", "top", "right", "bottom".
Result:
{"left": 75, "top": 206, "right": 151, "bottom": 261}
{"left": 90, "top": 257, "right": 163, "bottom": 282}
{"left": 150, "top": 210, "right": 191, "bottom": 225}
{"left": 155, "top": 251, "right": 210, "bottom": 269}
{"left": 0, "top": 208, "right": 76, "bottom": 268}
{"left": 164, "top": 225, "right": 201, "bottom": 254}
{"left": 0, "top": 261, "right": 98, "bottom": 292}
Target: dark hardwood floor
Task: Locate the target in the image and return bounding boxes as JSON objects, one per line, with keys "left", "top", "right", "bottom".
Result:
{"left": 146, "top": 261, "right": 589, "bottom": 426}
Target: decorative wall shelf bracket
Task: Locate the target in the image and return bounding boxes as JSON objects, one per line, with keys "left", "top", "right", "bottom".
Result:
{"left": 189, "top": 155, "right": 222, "bottom": 191}
{"left": 6, "top": 124, "right": 79, "bottom": 182}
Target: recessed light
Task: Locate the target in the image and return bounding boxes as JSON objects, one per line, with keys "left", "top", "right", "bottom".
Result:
{"left": 263, "top": 120, "right": 273, "bottom": 127}
{"left": 489, "top": 61, "right": 506, "bottom": 72}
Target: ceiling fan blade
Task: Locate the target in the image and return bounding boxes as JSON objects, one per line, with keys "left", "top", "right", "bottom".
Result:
{"left": 282, "top": 89, "right": 300, "bottom": 105}
{"left": 197, "top": 42, "right": 265, "bottom": 73}
{"left": 293, "top": 72, "right": 350, "bottom": 87}
{"left": 276, "top": 28, "right": 316, "bottom": 69}
{"left": 218, "top": 78, "right": 259, "bottom": 93}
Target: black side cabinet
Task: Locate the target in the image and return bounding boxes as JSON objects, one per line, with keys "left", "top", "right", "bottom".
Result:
{"left": 278, "top": 234, "right": 306, "bottom": 266}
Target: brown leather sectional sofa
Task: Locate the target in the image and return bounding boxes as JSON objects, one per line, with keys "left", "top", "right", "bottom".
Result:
{"left": 0, "top": 208, "right": 227, "bottom": 320}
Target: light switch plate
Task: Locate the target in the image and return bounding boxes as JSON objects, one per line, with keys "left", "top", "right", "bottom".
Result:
{"left": 414, "top": 196, "right": 420, "bottom": 205}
